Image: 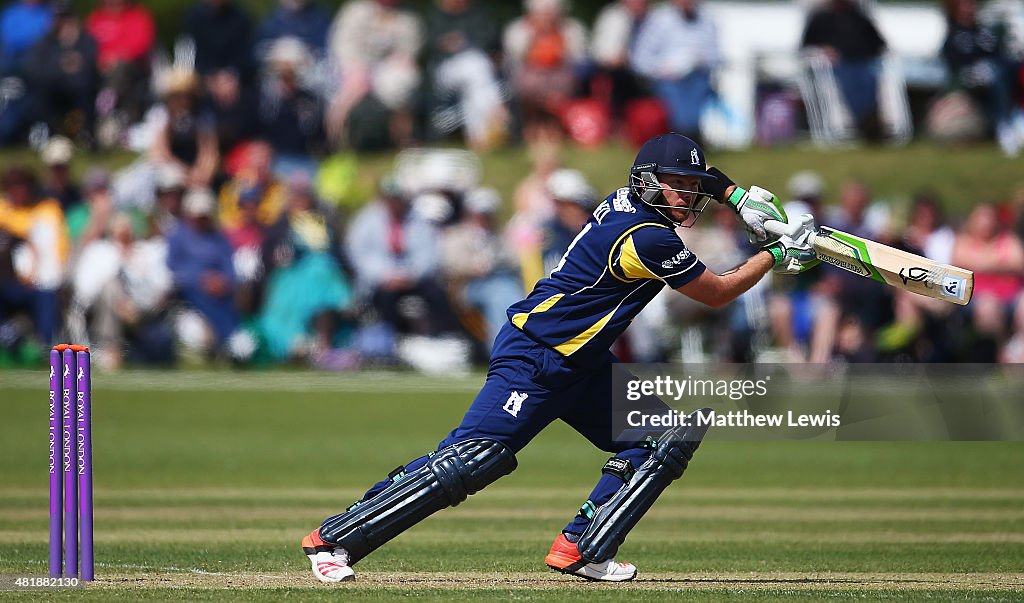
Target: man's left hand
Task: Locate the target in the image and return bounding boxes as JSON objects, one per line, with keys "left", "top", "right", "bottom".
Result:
{"left": 728, "top": 186, "right": 788, "bottom": 242}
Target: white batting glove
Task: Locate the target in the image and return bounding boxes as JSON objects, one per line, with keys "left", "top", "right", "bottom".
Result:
{"left": 762, "top": 215, "right": 819, "bottom": 275}
{"left": 727, "top": 186, "right": 789, "bottom": 243}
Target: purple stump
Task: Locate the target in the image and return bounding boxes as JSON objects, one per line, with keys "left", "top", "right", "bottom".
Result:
{"left": 48, "top": 349, "right": 62, "bottom": 578}
{"left": 62, "top": 348, "right": 77, "bottom": 578}
{"left": 77, "top": 350, "right": 94, "bottom": 581}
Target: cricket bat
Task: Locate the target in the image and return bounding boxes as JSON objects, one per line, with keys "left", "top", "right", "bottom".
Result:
{"left": 765, "top": 217, "right": 974, "bottom": 305}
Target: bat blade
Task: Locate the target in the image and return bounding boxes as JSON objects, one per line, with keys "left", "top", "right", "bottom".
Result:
{"left": 812, "top": 226, "right": 974, "bottom": 305}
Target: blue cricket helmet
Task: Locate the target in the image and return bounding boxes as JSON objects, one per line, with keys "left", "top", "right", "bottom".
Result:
{"left": 629, "top": 133, "right": 716, "bottom": 227}
{"left": 630, "top": 133, "right": 715, "bottom": 180}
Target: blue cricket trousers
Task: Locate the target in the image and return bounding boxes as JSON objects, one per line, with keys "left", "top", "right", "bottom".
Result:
{"left": 359, "top": 322, "right": 664, "bottom": 536}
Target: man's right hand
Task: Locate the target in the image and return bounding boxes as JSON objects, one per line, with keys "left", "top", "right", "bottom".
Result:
{"left": 762, "top": 216, "right": 819, "bottom": 275}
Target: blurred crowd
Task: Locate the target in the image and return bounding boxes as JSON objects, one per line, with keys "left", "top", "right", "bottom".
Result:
{"left": 0, "top": 0, "right": 1023, "bottom": 370}
{"left": 1, "top": 0, "right": 1023, "bottom": 151}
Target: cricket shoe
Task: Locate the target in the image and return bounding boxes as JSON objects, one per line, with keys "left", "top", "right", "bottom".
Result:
{"left": 302, "top": 528, "right": 355, "bottom": 583}
{"left": 544, "top": 533, "right": 637, "bottom": 582}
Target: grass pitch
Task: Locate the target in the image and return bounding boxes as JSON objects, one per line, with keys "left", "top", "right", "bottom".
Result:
{"left": 1, "top": 370, "right": 1022, "bottom": 601}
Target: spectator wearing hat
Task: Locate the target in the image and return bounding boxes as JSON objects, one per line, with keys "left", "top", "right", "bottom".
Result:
{"left": 85, "top": 0, "right": 155, "bottom": 125}
{"left": 256, "top": 37, "right": 324, "bottom": 172}
{"left": 151, "top": 68, "right": 220, "bottom": 189}
{"left": 0, "top": 165, "right": 66, "bottom": 346}
{"left": 441, "top": 186, "right": 522, "bottom": 350}
{"left": 40, "top": 136, "right": 82, "bottom": 212}
{"left": 24, "top": 3, "right": 99, "bottom": 144}
{"left": 166, "top": 187, "right": 239, "bottom": 351}
{"left": 152, "top": 163, "right": 187, "bottom": 236}
{"left": 218, "top": 140, "right": 286, "bottom": 232}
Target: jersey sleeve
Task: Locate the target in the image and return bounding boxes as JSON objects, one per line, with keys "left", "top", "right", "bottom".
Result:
{"left": 615, "top": 224, "right": 706, "bottom": 289}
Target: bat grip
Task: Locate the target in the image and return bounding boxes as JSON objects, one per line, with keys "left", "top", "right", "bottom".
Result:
{"left": 765, "top": 214, "right": 818, "bottom": 239}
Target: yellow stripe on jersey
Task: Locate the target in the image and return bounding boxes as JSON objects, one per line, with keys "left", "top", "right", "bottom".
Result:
{"left": 553, "top": 308, "right": 617, "bottom": 356}
{"left": 619, "top": 235, "right": 660, "bottom": 280}
{"left": 607, "top": 222, "right": 670, "bottom": 283}
{"left": 511, "top": 293, "right": 564, "bottom": 329}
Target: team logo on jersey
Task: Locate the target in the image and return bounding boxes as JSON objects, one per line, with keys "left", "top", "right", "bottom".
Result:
{"left": 503, "top": 391, "right": 528, "bottom": 417}
{"left": 613, "top": 188, "right": 635, "bottom": 213}
{"left": 690, "top": 149, "right": 700, "bottom": 165}
{"left": 661, "top": 248, "right": 692, "bottom": 269}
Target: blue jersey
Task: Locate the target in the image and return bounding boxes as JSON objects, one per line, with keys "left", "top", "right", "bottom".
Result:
{"left": 507, "top": 187, "right": 706, "bottom": 363}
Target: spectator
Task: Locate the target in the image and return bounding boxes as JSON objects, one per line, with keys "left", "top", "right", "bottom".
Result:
{"left": 507, "top": 140, "right": 561, "bottom": 286}
{"left": 0, "top": 0, "right": 52, "bottom": 75}
{"left": 218, "top": 140, "right": 285, "bottom": 232}
{"left": 503, "top": 0, "right": 587, "bottom": 142}
{"left": 257, "top": 37, "right": 325, "bottom": 170}
{"left": 326, "top": 0, "right": 422, "bottom": 150}
{"left": 630, "top": 0, "right": 720, "bottom": 141}
{"left": 674, "top": 204, "right": 766, "bottom": 362}
{"left": 801, "top": 0, "right": 887, "bottom": 135}
{"left": 424, "top": 0, "right": 507, "bottom": 149}
{"left": 783, "top": 169, "right": 825, "bottom": 221}
{"left": 441, "top": 187, "right": 522, "bottom": 349}
{"left": 166, "top": 187, "right": 239, "bottom": 353}
{"left": 150, "top": 68, "right": 219, "bottom": 189}
{"left": 205, "top": 67, "right": 258, "bottom": 159}
{"left": 590, "top": 0, "right": 649, "bottom": 120}
{"left": 0, "top": 166, "right": 66, "bottom": 346}
{"left": 85, "top": 0, "right": 155, "bottom": 126}
{"left": 904, "top": 191, "right": 956, "bottom": 264}
{"left": 66, "top": 167, "right": 114, "bottom": 251}
{"left": 346, "top": 177, "right": 459, "bottom": 337}
{"left": 183, "top": 0, "right": 255, "bottom": 83}
{"left": 25, "top": 3, "right": 99, "bottom": 145}
{"left": 942, "top": 0, "right": 1021, "bottom": 156}
{"left": 952, "top": 203, "right": 1024, "bottom": 354}
{"left": 72, "top": 213, "right": 173, "bottom": 370}
{"left": 770, "top": 172, "right": 838, "bottom": 363}
{"left": 39, "top": 136, "right": 81, "bottom": 211}
{"left": 825, "top": 179, "right": 893, "bottom": 336}
{"left": 258, "top": 172, "right": 352, "bottom": 361}
{"left": 257, "top": 0, "right": 331, "bottom": 59}
{"left": 539, "top": 168, "right": 597, "bottom": 275}
{"left": 0, "top": 0, "right": 52, "bottom": 143}
{"left": 151, "top": 163, "right": 187, "bottom": 236}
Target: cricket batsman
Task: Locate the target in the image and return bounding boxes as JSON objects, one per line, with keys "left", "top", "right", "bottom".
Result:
{"left": 301, "top": 133, "right": 818, "bottom": 582}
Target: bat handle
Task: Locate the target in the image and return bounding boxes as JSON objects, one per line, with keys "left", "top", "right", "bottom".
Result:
{"left": 765, "top": 214, "right": 817, "bottom": 239}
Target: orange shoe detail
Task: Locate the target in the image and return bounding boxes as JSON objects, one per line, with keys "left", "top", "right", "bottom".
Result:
{"left": 544, "top": 534, "right": 587, "bottom": 572}
{"left": 301, "top": 528, "right": 333, "bottom": 555}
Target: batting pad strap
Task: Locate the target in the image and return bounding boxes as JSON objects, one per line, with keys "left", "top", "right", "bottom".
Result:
{"left": 576, "top": 409, "right": 711, "bottom": 564}
{"left": 319, "top": 438, "right": 517, "bottom": 564}
{"left": 601, "top": 457, "right": 635, "bottom": 483}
